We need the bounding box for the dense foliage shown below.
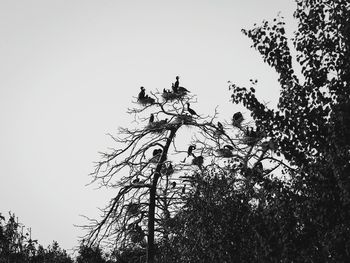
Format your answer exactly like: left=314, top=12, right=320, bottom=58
left=0, top=213, right=116, bottom=263
left=0, top=213, right=73, bottom=263
left=211, top=0, right=349, bottom=261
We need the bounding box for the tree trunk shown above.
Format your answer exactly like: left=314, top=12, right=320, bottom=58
left=147, top=128, right=178, bottom=263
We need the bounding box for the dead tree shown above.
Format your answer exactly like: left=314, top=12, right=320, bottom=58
left=82, top=78, right=212, bottom=262
left=83, top=78, right=288, bottom=263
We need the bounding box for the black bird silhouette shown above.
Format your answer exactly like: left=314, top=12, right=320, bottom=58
left=233, top=111, right=243, bottom=120
left=174, top=76, right=189, bottom=94
left=187, top=145, right=196, bottom=157
left=174, top=76, right=180, bottom=88
left=149, top=114, right=154, bottom=123
left=158, top=118, right=168, bottom=126
left=153, top=149, right=162, bottom=156
left=217, top=121, right=224, bottom=131
left=168, top=163, right=173, bottom=172
left=232, top=112, right=243, bottom=125
left=138, top=87, right=145, bottom=100
left=166, top=163, right=174, bottom=175
left=187, top=103, right=198, bottom=116
left=172, top=83, right=178, bottom=93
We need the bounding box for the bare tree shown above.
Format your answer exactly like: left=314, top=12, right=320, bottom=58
left=83, top=77, right=286, bottom=263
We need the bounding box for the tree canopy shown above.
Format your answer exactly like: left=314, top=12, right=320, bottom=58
left=228, top=0, right=350, bottom=261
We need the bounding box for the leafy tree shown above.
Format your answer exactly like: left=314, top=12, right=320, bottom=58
left=30, top=241, right=73, bottom=263
left=156, top=139, right=294, bottom=262
left=0, top=212, right=36, bottom=263
left=38, top=241, right=73, bottom=263
left=76, top=244, right=106, bottom=263
left=228, top=0, right=350, bottom=261
left=0, top=213, right=73, bottom=263
left=112, top=246, right=145, bottom=263
left=161, top=170, right=258, bottom=262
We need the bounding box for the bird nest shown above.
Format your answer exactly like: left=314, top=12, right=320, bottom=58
left=138, top=96, right=155, bottom=105
left=174, top=114, right=194, bottom=125
left=214, top=129, right=225, bottom=137
left=146, top=120, right=178, bottom=133
left=161, top=163, right=174, bottom=176
left=126, top=203, right=140, bottom=216
left=192, top=156, right=204, bottom=167
left=128, top=226, right=145, bottom=243
left=216, top=148, right=234, bottom=158
left=162, top=91, right=187, bottom=101
left=146, top=121, right=168, bottom=133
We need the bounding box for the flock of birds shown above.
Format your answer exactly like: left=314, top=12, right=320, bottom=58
left=126, top=78, right=268, bottom=238
left=137, top=76, right=264, bottom=163
left=138, top=76, right=199, bottom=117
left=133, top=76, right=266, bottom=194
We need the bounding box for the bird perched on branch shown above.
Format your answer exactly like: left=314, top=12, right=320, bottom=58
left=137, top=86, right=155, bottom=104
left=138, top=87, right=145, bottom=101
left=187, top=145, right=196, bottom=157
left=187, top=103, right=198, bottom=116
left=173, top=76, right=189, bottom=94
left=217, top=121, right=224, bottom=131
left=174, top=76, right=180, bottom=88
left=166, top=163, right=174, bottom=175
left=232, top=112, right=244, bottom=126
left=172, top=83, right=178, bottom=93
left=149, top=113, right=154, bottom=123
left=153, top=149, right=162, bottom=157
left=150, top=148, right=163, bottom=163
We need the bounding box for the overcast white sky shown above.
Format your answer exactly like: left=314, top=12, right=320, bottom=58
left=0, top=0, right=297, bottom=252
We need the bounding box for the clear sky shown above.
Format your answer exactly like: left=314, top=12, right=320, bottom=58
left=0, top=0, right=297, bottom=252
